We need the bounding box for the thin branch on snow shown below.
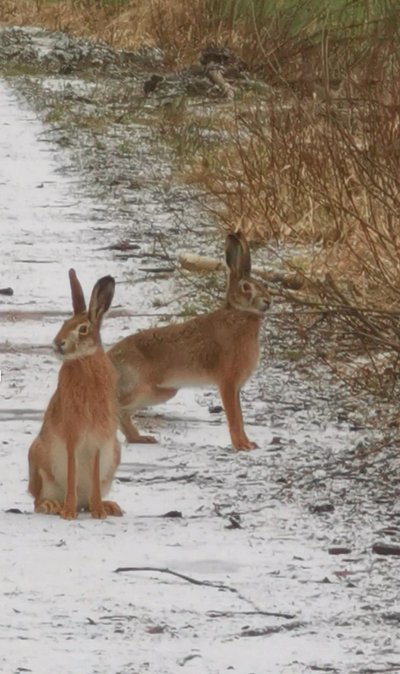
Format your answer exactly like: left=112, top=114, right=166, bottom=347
left=207, top=608, right=296, bottom=620
left=236, top=620, right=303, bottom=638
left=114, top=566, right=296, bottom=619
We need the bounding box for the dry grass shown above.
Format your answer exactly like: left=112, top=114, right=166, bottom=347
left=0, top=0, right=233, bottom=60
left=0, top=0, right=155, bottom=49
left=1, top=1, right=395, bottom=69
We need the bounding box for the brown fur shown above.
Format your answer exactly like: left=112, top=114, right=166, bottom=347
left=108, top=233, right=270, bottom=450
left=28, top=271, right=122, bottom=519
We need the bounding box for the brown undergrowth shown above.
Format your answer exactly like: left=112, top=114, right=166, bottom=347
left=179, top=16, right=400, bottom=397
left=1, top=1, right=396, bottom=72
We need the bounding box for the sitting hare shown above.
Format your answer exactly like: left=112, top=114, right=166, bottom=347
left=108, top=232, right=271, bottom=451
left=28, top=270, right=122, bottom=519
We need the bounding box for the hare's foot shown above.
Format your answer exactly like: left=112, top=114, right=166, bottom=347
left=231, top=433, right=258, bottom=451
left=219, top=384, right=257, bottom=452
left=102, top=500, right=123, bottom=517
left=128, top=433, right=158, bottom=444
left=120, top=412, right=157, bottom=444
left=90, top=505, right=108, bottom=519
left=234, top=438, right=258, bottom=451
left=35, top=498, right=62, bottom=515
left=90, top=501, right=123, bottom=518
left=60, top=506, right=77, bottom=520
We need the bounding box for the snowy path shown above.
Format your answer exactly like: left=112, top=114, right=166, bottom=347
left=0, top=79, right=399, bottom=674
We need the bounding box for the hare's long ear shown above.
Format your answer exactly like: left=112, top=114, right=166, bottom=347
left=225, top=233, right=243, bottom=277
left=225, top=232, right=251, bottom=279
left=237, top=231, right=251, bottom=276
left=69, top=269, right=86, bottom=315
left=88, top=275, right=115, bottom=327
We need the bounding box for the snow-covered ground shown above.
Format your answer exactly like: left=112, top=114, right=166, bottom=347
left=1, top=78, right=400, bottom=674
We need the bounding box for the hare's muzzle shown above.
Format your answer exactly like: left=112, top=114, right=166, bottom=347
left=258, top=294, right=271, bottom=313
left=53, top=338, right=67, bottom=355
left=262, top=297, right=271, bottom=311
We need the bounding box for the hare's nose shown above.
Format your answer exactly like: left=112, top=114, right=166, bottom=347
left=54, top=339, right=66, bottom=354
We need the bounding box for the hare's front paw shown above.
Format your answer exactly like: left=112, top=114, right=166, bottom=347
left=102, top=500, right=123, bottom=517
left=60, top=506, right=77, bottom=520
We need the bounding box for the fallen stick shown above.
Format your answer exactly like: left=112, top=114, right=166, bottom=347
left=372, top=543, right=400, bottom=556
left=114, top=565, right=295, bottom=618
left=115, top=565, right=238, bottom=589
left=238, top=620, right=303, bottom=637
left=207, top=608, right=296, bottom=620
left=178, top=253, right=304, bottom=290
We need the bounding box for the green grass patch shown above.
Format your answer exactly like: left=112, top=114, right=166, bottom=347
left=0, top=63, right=44, bottom=77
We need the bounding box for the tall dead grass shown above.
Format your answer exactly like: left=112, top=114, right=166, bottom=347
left=1, top=1, right=396, bottom=69
left=0, top=0, right=154, bottom=47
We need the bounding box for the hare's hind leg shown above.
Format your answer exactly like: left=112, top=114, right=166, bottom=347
left=120, top=408, right=156, bottom=444
left=31, top=466, right=63, bottom=515
left=28, top=440, right=63, bottom=514
left=32, top=470, right=63, bottom=515
left=28, top=442, right=43, bottom=501
left=35, top=495, right=63, bottom=515
left=119, top=385, right=177, bottom=444
left=218, top=382, right=257, bottom=451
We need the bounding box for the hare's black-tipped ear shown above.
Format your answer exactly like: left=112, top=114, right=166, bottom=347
left=226, top=232, right=251, bottom=278
left=236, top=231, right=251, bottom=276
left=225, top=233, right=242, bottom=275
left=88, top=275, right=115, bottom=326
left=69, top=269, right=86, bottom=315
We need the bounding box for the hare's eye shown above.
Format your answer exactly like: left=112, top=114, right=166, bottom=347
left=241, top=281, right=252, bottom=293
left=79, top=324, right=89, bottom=335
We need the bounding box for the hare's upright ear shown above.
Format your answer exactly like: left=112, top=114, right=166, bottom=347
left=225, top=232, right=250, bottom=279
left=225, top=233, right=242, bottom=276
left=236, top=231, right=251, bottom=276
left=88, top=275, right=115, bottom=327
left=69, top=269, right=86, bottom=315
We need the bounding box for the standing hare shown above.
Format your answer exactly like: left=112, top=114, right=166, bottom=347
left=108, top=232, right=271, bottom=450
left=28, top=270, right=123, bottom=519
